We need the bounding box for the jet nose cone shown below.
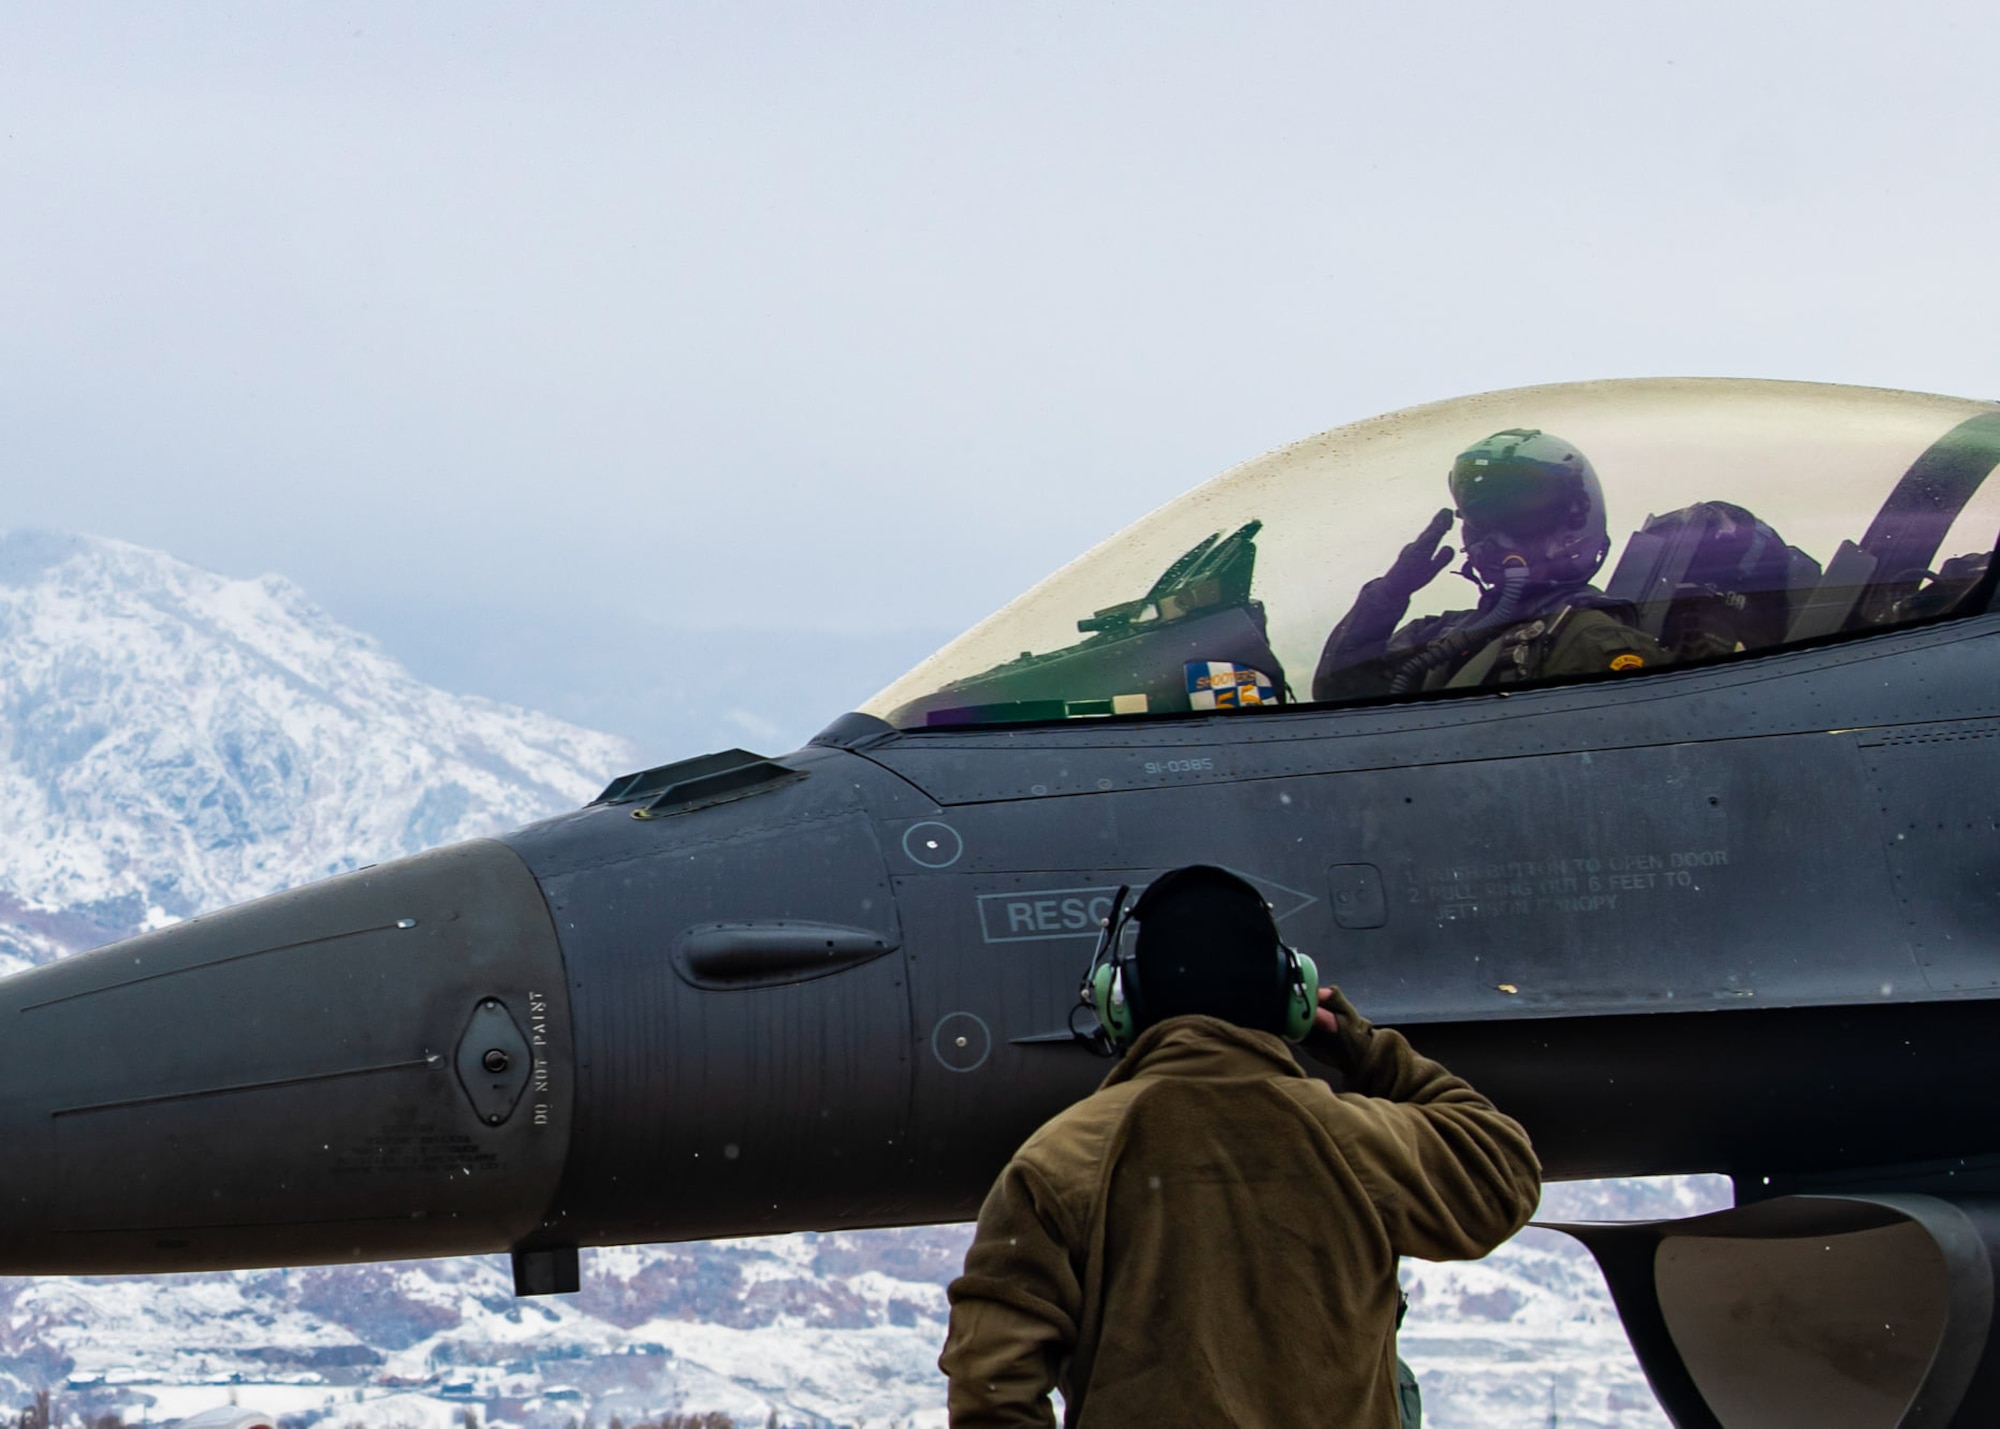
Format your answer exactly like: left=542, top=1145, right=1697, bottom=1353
left=0, top=839, right=572, bottom=1274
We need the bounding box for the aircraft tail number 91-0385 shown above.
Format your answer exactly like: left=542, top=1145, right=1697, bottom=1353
left=6, top=378, right=2000, bottom=1426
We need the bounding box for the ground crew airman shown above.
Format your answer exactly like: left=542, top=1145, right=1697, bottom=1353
left=938, top=865, right=1541, bottom=1428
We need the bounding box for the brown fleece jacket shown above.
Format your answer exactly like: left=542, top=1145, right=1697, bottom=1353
left=938, top=990, right=1540, bottom=1428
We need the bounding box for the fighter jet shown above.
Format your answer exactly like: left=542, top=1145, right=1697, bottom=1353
left=5, top=377, right=1999, bottom=1426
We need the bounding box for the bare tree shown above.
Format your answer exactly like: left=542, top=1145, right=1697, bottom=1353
left=16, top=1388, right=53, bottom=1429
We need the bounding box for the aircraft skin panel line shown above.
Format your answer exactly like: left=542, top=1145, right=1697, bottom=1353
left=16, top=919, right=421, bottom=1012
left=49, top=1055, right=443, bottom=1119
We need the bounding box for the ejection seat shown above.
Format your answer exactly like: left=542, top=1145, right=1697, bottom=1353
left=1604, top=501, right=1822, bottom=663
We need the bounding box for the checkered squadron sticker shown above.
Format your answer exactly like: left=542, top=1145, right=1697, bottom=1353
left=1186, top=661, right=1276, bottom=709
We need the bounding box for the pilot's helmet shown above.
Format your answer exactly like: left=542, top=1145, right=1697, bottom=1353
left=1448, top=429, right=1611, bottom=588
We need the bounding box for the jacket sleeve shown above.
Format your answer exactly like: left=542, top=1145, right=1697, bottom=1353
left=1313, top=605, right=1446, bottom=703
left=1300, top=986, right=1541, bottom=1260
left=939, top=1153, right=1083, bottom=1429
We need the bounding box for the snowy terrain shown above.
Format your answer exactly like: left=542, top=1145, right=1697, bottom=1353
left=0, top=530, right=630, bottom=972
left=10, top=1180, right=1733, bottom=1429
left=0, top=530, right=1723, bottom=1427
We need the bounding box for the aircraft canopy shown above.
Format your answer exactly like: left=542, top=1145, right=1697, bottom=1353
left=865, top=379, right=2000, bottom=730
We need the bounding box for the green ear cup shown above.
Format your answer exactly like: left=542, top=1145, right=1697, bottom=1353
left=1093, top=962, right=1136, bottom=1047
left=1283, top=952, right=1320, bottom=1043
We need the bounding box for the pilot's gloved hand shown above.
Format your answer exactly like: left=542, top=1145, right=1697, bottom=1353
left=1381, top=508, right=1457, bottom=601
left=1302, top=984, right=1375, bottom=1072
left=1315, top=510, right=1460, bottom=697
left=1340, top=510, right=1456, bottom=640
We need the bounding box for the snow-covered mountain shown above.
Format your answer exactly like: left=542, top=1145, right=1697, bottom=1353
left=0, top=530, right=1720, bottom=1428
left=0, top=531, right=630, bottom=971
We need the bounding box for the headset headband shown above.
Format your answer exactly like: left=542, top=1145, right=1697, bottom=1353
left=1075, top=871, right=1318, bottom=1051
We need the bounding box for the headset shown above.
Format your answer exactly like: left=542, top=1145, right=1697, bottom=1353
left=1074, top=872, right=1320, bottom=1053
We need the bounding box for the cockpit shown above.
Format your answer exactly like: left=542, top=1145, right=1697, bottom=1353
left=864, top=379, right=2000, bottom=731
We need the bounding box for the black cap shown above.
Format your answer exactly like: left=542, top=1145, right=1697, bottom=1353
left=1130, top=865, right=1288, bottom=1035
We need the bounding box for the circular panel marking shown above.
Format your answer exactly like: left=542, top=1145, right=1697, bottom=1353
left=902, top=821, right=964, bottom=869
left=930, top=1012, right=992, bottom=1073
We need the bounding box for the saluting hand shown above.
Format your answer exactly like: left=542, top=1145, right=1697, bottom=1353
left=1314, top=985, right=1340, bottom=1036
left=1378, top=508, right=1457, bottom=600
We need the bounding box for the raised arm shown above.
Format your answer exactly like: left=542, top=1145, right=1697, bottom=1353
left=1312, top=508, right=1456, bottom=701
left=1297, top=985, right=1542, bottom=1259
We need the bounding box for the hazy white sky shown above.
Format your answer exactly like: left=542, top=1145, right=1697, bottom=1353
left=3, top=2, right=1997, bottom=748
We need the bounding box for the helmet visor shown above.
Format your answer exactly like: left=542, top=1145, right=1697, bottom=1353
left=1450, top=454, right=1576, bottom=537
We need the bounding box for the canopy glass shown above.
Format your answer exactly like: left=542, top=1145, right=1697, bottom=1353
left=865, top=379, right=2000, bottom=730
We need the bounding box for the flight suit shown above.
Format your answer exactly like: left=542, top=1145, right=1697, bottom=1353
left=1427, top=604, right=1667, bottom=690
left=938, top=997, right=1540, bottom=1429
left=1313, top=584, right=1666, bottom=703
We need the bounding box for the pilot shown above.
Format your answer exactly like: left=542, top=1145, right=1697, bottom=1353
left=1312, top=429, right=1666, bottom=701
left=938, top=864, right=1540, bottom=1428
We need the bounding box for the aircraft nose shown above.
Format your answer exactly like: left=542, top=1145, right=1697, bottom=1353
left=0, top=839, right=572, bottom=1274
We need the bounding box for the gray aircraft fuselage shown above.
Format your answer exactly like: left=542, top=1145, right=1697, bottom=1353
left=1, top=599, right=1993, bottom=1274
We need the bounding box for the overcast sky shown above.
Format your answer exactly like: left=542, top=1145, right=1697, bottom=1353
left=3, top=2, right=1997, bottom=753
